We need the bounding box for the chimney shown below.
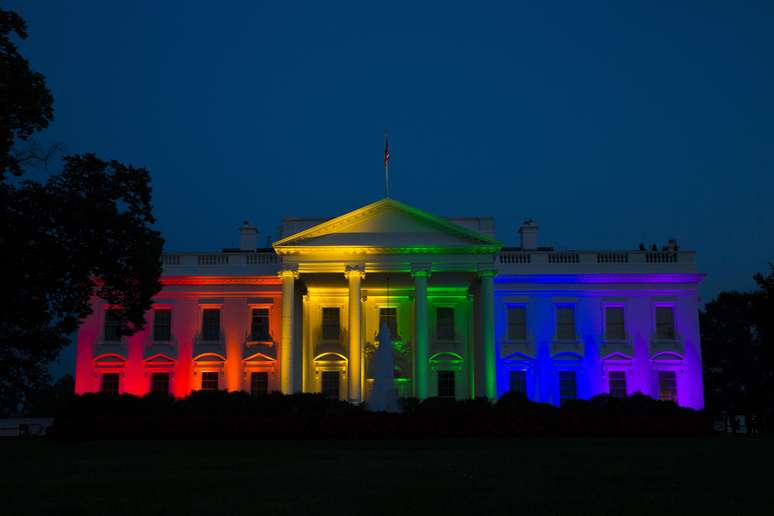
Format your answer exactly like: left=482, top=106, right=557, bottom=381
left=518, top=219, right=539, bottom=250
left=239, top=220, right=258, bottom=251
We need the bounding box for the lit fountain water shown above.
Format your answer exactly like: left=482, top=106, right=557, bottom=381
left=369, top=320, right=400, bottom=412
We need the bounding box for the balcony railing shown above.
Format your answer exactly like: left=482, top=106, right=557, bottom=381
left=160, top=251, right=280, bottom=273
left=498, top=250, right=697, bottom=272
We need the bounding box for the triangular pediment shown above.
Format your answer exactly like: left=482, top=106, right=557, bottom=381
left=243, top=352, right=276, bottom=364
left=273, top=198, right=500, bottom=254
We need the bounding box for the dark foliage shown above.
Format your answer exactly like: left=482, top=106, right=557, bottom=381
left=0, top=154, right=164, bottom=416
left=0, top=8, right=54, bottom=179
left=1, top=9, right=163, bottom=416
left=701, top=264, right=774, bottom=431
left=24, top=374, right=74, bottom=417
left=49, top=391, right=709, bottom=440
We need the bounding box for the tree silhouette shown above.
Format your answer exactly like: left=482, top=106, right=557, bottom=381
left=0, top=8, right=54, bottom=179
left=0, top=8, right=163, bottom=415
left=701, top=264, right=774, bottom=432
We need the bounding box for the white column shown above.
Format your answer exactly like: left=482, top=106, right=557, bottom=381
left=345, top=265, right=365, bottom=403
left=279, top=269, right=298, bottom=394
left=479, top=269, right=496, bottom=399
left=412, top=266, right=430, bottom=399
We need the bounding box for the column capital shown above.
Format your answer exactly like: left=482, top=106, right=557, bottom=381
left=344, top=264, right=365, bottom=280
left=410, top=264, right=432, bottom=278
left=278, top=269, right=299, bottom=280
left=477, top=267, right=497, bottom=279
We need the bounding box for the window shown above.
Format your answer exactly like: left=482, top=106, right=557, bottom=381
left=436, top=307, right=455, bottom=341
left=101, top=373, right=119, bottom=395
left=250, top=371, right=268, bottom=396
left=655, top=307, right=676, bottom=339
left=658, top=371, right=677, bottom=402
left=556, top=307, right=575, bottom=340
left=202, top=309, right=220, bottom=341
left=509, top=370, right=527, bottom=396
left=605, top=307, right=625, bottom=340
left=559, top=371, right=577, bottom=404
left=438, top=370, right=455, bottom=398
left=104, top=310, right=121, bottom=341
left=322, top=308, right=340, bottom=341
left=153, top=309, right=172, bottom=341
left=507, top=306, right=527, bottom=340
left=250, top=308, right=270, bottom=341
left=379, top=307, right=398, bottom=340
left=321, top=371, right=339, bottom=399
left=201, top=371, right=219, bottom=391
left=151, top=372, right=170, bottom=394
left=609, top=371, right=627, bottom=399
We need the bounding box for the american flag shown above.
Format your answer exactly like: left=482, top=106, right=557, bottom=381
left=384, top=134, right=390, bottom=168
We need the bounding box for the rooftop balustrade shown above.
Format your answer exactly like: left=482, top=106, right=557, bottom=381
left=161, top=250, right=280, bottom=275
left=497, top=250, right=698, bottom=274
left=160, top=248, right=698, bottom=276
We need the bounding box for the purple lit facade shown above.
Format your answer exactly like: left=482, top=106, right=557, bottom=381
left=494, top=272, right=704, bottom=409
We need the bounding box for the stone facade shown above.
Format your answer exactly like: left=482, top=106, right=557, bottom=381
left=75, top=198, right=704, bottom=408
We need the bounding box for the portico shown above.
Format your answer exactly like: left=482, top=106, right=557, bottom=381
left=272, top=198, right=501, bottom=402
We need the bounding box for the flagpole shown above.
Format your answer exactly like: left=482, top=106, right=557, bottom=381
left=384, top=130, right=390, bottom=198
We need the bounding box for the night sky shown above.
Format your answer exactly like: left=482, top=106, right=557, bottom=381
left=9, top=1, right=773, bottom=377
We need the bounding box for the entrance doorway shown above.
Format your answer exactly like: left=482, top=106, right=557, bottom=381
left=322, top=371, right=340, bottom=399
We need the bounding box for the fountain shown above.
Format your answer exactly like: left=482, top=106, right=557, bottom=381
left=369, top=320, right=400, bottom=412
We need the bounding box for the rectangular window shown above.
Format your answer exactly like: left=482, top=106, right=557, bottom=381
left=321, top=371, right=340, bottom=399
left=507, top=306, right=527, bottom=340
left=104, top=310, right=121, bottom=341
left=151, top=372, right=170, bottom=394
left=153, top=309, right=172, bottom=341
left=556, top=306, right=575, bottom=340
left=658, top=370, right=677, bottom=402
left=655, top=306, right=676, bottom=339
left=101, top=373, right=119, bottom=395
left=559, top=371, right=577, bottom=404
left=609, top=371, right=627, bottom=399
left=605, top=307, right=625, bottom=340
left=437, top=370, right=455, bottom=398
left=322, top=307, right=340, bottom=341
left=436, top=307, right=455, bottom=341
left=250, top=308, right=270, bottom=341
left=250, top=371, right=268, bottom=396
left=509, top=370, right=527, bottom=396
left=202, top=309, right=220, bottom=341
left=379, top=307, right=398, bottom=340
left=201, top=371, right=219, bottom=391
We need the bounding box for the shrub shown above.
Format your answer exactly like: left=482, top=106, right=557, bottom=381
left=48, top=391, right=711, bottom=440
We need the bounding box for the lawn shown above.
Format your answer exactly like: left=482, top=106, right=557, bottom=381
left=1, top=436, right=771, bottom=515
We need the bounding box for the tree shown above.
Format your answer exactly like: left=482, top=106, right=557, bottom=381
left=25, top=374, right=74, bottom=417
left=701, top=264, right=774, bottom=431
left=0, top=8, right=54, bottom=179
left=0, top=9, right=164, bottom=415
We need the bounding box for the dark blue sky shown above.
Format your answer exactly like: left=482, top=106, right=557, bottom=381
left=9, top=1, right=774, bottom=374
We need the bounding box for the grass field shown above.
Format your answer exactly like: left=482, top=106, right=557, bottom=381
left=2, top=436, right=772, bottom=515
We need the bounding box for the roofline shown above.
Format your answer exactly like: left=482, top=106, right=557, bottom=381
left=272, top=197, right=501, bottom=249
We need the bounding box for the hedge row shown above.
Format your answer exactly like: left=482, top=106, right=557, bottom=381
left=48, top=391, right=710, bottom=440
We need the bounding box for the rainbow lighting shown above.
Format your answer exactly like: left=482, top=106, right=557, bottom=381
left=75, top=198, right=704, bottom=409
